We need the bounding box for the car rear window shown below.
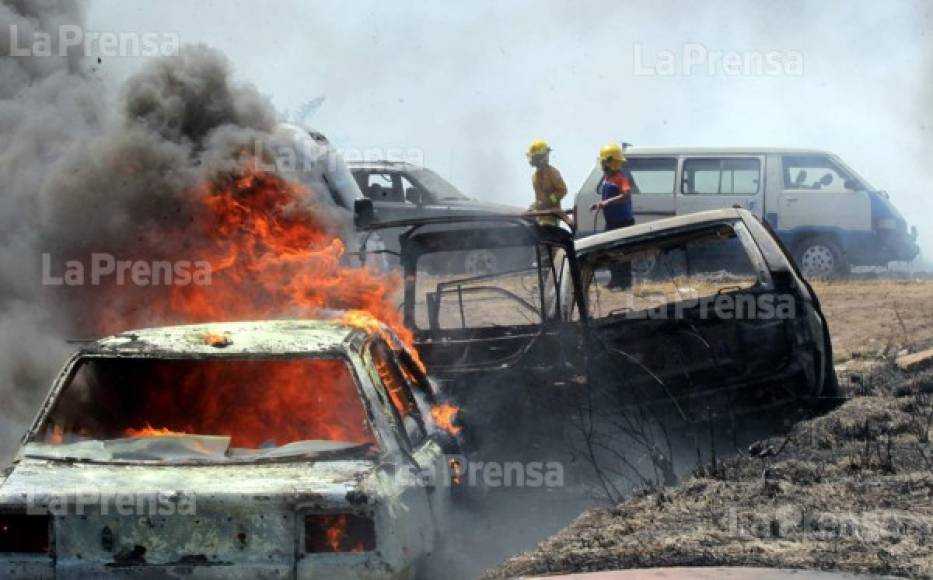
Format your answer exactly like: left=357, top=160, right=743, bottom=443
left=36, top=357, right=374, bottom=449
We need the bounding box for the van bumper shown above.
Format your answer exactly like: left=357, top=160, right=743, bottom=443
left=850, top=229, right=920, bottom=265
left=880, top=229, right=920, bottom=262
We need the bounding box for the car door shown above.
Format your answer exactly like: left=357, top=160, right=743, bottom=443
left=390, top=346, right=455, bottom=535
left=776, top=154, right=871, bottom=232
left=392, top=219, right=587, bottom=452
left=574, top=210, right=834, bottom=419
left=677, top=156, right=765, bottom=218
left=360, top=340, right=442, bottom=558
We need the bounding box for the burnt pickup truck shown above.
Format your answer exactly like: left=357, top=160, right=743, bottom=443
left=363, top=208, right=839, bottom=452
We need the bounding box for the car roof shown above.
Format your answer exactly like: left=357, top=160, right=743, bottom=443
left=621, top=146, right=832, bottom=156
left=346, top=160, right=420, bottom=171
left=84, top=319, right=366, bottom=357
left=575, top=208, right=748, bottom=255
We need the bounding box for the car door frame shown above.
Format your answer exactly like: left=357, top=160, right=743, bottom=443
left=572, top=209, right=837, bottom=414
left=365, top=217, right=587, bottom=380
left=358, top=339, right=447, bottom=555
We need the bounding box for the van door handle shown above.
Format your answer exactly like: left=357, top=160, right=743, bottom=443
left=785, top=197, right=799, bottom=203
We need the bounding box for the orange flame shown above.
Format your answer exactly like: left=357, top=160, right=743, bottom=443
left=77, top=164, right=433, bottom=446
left=322, top=514, right=366, bottom=553
left=340, top=310, right=424, bottom=372
left=326, top=515, right=346, bottom=551
left=375, top=358, right=413, bottom=417
left=431, top=402, right=462, bottom=436
left=124, top=424, right=186, bottom=438
left=202, top=332, right=231, bottom=348
left=91, top=164, right=417, bottom=361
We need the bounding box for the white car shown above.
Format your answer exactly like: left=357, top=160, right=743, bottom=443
left=0, top=319, right=455, bottom=579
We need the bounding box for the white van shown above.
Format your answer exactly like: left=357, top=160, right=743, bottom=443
left=573, top=147, right=920, bottom=277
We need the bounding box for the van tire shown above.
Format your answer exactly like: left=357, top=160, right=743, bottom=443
left=795, top=236, right=848, bottom=279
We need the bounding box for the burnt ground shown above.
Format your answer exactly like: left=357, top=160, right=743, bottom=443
left=480, top=280, right=933, bottom=579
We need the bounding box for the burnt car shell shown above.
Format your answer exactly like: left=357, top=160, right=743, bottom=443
left=575, top=208, right=840, bottom=420
left=365, top=210, right=839, bottom=442
left=0, top=320, right=452, bottom=580
left=364, top=217, right=588, bottom=452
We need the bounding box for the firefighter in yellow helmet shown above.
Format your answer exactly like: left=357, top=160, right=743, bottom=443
left=591, top=143, right=636, bottom=289
left=526, top=139, right=568, bottom=226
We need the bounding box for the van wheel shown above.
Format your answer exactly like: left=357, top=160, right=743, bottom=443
left=795, top=236, right=848, bottom=279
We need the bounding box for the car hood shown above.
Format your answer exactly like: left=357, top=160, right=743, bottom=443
left=0, top=457, right=378, bottom=500
left=433, top=200, right=524, bottom=214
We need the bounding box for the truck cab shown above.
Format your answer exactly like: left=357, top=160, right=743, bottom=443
left=573, top=147, right=920, bottom=278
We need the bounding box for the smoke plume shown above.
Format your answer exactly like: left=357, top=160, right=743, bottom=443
left=0, top=2, right=358, bottom=461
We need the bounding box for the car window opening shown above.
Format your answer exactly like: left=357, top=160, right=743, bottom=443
left=35, top=357, right=376, bottom=455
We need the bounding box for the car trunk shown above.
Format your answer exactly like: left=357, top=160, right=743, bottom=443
left=1, top=459, right=376, bottom=576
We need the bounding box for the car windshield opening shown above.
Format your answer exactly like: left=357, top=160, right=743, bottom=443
left=583, top=223, right=762, bottom=319
left=412, top=168, right=471, bottom=201
left=30, top=357, right=375, bottom=461
left=414, top=242, right=565, bottom=330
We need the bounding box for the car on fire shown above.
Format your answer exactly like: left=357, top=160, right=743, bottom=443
left=0, top=319, right=456, bottom=579
left=364, top=209, right=839, bottom=453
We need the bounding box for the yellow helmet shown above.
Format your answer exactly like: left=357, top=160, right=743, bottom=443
left=598, top=143, right=625, bottom=164
left=527, top=139, right=551, bottom=159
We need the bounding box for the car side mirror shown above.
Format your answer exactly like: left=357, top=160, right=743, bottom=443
left=843, top=179, right=862, bottom=191
left=354, top=198, right=375, bottom=228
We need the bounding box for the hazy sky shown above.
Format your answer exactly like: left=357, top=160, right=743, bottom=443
left=85, top=0, right=933, bottom=258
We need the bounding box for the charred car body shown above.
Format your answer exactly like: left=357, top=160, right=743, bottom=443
left=0, top=320, right=454, bottom=579
left=367, top=209, right=839, bottom=452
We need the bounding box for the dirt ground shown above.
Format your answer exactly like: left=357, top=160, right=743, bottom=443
left=482, top=279, right=933, bottom=579
left=810, top=280, right=933, bottom=362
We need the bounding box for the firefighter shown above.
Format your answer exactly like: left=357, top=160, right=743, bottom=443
left=591, top=143, right=635, bottom=289
left=527, top=139, right=568, bottom=226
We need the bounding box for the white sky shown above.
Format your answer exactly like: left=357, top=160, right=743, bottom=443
left=85, top=0, right=933, bottom=258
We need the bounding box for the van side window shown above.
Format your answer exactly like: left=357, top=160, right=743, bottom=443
left=683, top=158, right=760, bottom=195
left=782, top=156, right=855, bottom=193
left=626, top=158, right=677, bottom=195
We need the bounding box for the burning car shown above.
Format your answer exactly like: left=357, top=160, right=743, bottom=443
left=365, top=209, right=839, bottom=453
left=0, top=319, right=456, bottom=579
